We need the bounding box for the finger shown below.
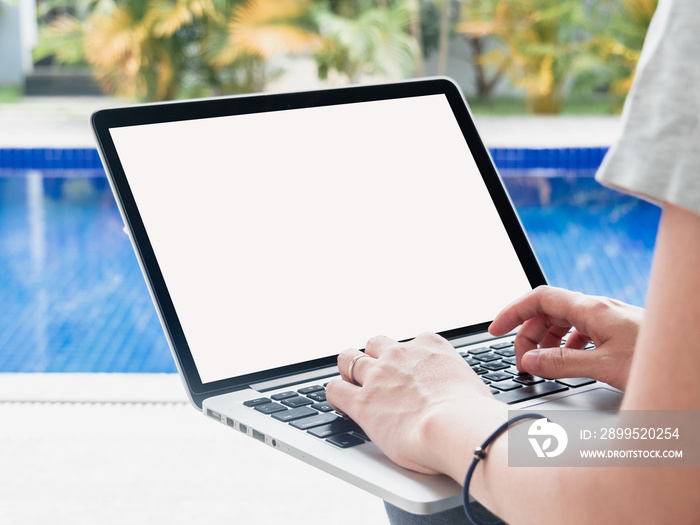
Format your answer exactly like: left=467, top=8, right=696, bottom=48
left=337, top=349, right=373, bottom=386
left=564, top=329, right=591, bottom=349
left=325, top=377, right=360, bottom=417
left=337, top=348, right=361, bottom=383
left=540, top=325, right=572, bottom=349
left=489, top=286, right=585, bottom=336
left=519, top=346, right=596, bottom=379
left=364, top=335, right=399, bottom=358
left=513, top=317, right=571, bottom=367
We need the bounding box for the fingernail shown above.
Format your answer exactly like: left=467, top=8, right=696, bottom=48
left=523, top=351, right=540, bottom=373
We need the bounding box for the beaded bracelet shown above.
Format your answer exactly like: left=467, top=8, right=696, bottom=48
left=462, top=413, right=544, bottom=524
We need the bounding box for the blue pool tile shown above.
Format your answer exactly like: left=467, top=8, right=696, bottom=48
left=0, top=172, right=659, bottom=373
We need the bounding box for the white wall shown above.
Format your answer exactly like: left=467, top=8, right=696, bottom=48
left=0, top=0, right=37, bottom=85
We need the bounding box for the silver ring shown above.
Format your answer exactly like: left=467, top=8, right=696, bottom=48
left=347, top=353, right=370, bottom=386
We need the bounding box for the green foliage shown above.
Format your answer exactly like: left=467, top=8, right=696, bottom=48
left=458, top=0, right=658, bottom=114
left=0, top=85, right=21, bottom=102
left=34, top=0, right=320, bottom=101
left=589, top=0, right=658, bottom=111
left=459, top=0, right=596, bottom=114
left=314, top=0, right=419, bottom=83
left=34, top=0, right=420, bottom=101
left=33, top=0, right=653, bottom=111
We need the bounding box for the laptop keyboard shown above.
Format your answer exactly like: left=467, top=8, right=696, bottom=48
left=243, top=385, right=369, bottom=448
left=461, top=339, right=595, bottom=404
left=244, top=338, right=596, bottom=449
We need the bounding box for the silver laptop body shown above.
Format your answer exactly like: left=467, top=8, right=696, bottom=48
left=92, top=78, right=622, bottom=514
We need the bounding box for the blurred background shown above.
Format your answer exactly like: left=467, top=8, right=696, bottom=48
left=0, top=2, right=660, bottom=524
left=0, top=0, right=660, bottom=375
left=3, top=0, right=656, bottom=111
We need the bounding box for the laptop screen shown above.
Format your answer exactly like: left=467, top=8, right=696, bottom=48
left=106, top=88, right=536, bottom=386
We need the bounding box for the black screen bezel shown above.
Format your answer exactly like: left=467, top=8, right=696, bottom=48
left=92, top=77, right=546, bottom=406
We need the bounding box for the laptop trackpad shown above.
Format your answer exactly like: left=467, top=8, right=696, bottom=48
left=528, top=387, right=623, bottom=410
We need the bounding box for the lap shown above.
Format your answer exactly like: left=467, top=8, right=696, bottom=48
left=384, top=500, right=504, bottom=525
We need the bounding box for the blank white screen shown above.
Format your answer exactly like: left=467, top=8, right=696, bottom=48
left=110, top=94, right=533, bottom=384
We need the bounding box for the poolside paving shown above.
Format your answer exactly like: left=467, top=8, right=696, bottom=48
left=0, top=95, right=622, bottom=148
left=0, top=374, right=386, bottom=525
left=0, top=95, right=624, bottom=524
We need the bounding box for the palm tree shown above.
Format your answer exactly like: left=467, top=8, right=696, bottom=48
left=313, top=0, right=420, bottom=84
left=36, top=0, right=321, bottom=101
left=458, top=0, right=591, bottom=114
left=36, top=0, right=219, bottom=101
left=204, top=0, right=320, bottom=94
left=591, top=0, right=658, bottom=110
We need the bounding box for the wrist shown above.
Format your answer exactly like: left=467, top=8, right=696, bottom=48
left=418, top=395, right=508, bottom=483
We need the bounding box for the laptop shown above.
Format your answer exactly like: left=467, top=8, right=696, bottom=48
left=91, top=77, right=622, bottom=514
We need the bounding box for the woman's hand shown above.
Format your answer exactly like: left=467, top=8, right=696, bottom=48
left=489, top=286, right=644, bottom=390
left=326, top=333, right=501, bottom=478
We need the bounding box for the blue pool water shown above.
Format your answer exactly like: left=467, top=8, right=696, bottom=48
left=0, top=170, right=660, bottom=373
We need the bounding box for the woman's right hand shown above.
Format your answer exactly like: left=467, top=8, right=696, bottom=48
left=488, top=286, right=644, bottom=391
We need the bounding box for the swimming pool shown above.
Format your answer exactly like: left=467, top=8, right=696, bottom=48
left=0, top=150, right=660, bottom=373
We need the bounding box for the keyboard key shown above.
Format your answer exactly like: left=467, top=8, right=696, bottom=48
left=483, top=371, right=512, bottom=382
left=494, top=348, right=515, bottom=357
left=513, top=373, right=544, bottom=386
left=491, top=380, right=523, bottom=392
left=496, top=382, right=569, bottom=405
left=282, top=396, right=313, bottom=408
left=471, top=367, right=488, bottom=375
left=353, top=428, right=371, bottom=441
left=271, top=391, right=297, bottom=401
left=312, top=402, right=334, bottom=412
left=308, top=419, right=359, bottom=438
left=272, top=406, right=317, bottom=422
left=489, top=388, right=500, bottom=395
left=254, top=402, right=287, bottom=414
left=244, top=397, right=271, bottom=407
left=481, top=377, right=491, bottom=385
left=467, top=346, right=492, bottom=355
left=556, top=378, right=596, bottom=388
left=474, top=353, right=502, bottom=363
left=307, top=391, right=327, bottom=402
left=503, top=357, right=517, bottom=365
left=464, top=357, right=480, bottom=367
left=327, top=433, right=365, bottom=448
left=481, top=361, right=509, bottom=371
left=298, top=385, right=325, bottom=395
left=490, top=341, right=514, bottom=351
left=290, top=413, right=340, bottom=430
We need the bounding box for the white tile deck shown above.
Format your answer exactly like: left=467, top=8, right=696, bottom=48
left=0, top=374, right=387, bottom=525
left=0, top=96, right=622, bottom=149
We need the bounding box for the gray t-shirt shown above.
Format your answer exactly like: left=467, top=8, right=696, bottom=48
left=596, top=0, right=700, bottom=216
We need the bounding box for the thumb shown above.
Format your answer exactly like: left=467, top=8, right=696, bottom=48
left=520, top=347, right=593, bottom=379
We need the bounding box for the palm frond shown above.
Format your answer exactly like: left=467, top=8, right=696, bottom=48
left=147, top=0, right=214, bottom=38
left=35, top=16, right=86, bottom=64
left=314, top=0, right=419, bottom=81
left=211, top=0, right=319, bottom=65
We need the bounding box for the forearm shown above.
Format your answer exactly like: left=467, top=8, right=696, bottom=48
left=437, top=204, right=700, bottom=524
left=428, top=399, right=697, bottom=524
left=622, top=203, right=700, bottom=410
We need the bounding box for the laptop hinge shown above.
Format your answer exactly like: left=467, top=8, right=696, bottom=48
left=250, top=365, right=339, bottom=393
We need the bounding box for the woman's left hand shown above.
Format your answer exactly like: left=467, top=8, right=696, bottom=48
left=325, top=333, right=498, bottom=477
